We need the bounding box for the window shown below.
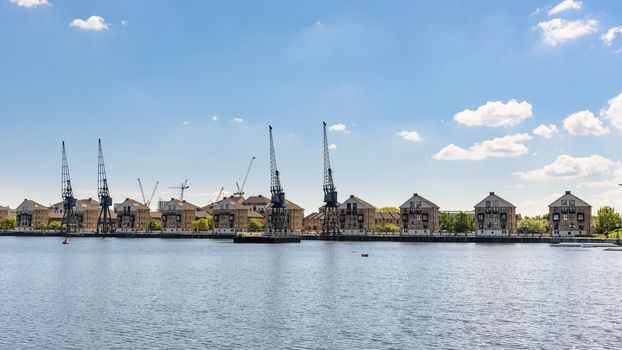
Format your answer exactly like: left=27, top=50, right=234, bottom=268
left=577, top=213, right=584, bottom=221
left=561, top=200, right=567, bottom=206
left=553, top=213, right=560, bottom=222
left=486, top=201, right=491, bottom=208
left=563, top=214, right=567, bottom=220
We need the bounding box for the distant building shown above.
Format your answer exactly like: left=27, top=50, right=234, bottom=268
left=474, top=192, right=517, bottom=236
left=375, top=212, right=400, bottom=230
left=160, top=198, right=199, bottom=232
left=548, top=191, right=592, bottom=237
left=303, top=211, right=324, bottom=233
left=399, top=193, right=441, bottom=235
left=266, top=199, right=305, bottom=233
left=204, top=197, right=248, bottom=234
left=242, top=195, right=270, bottom=215
left=338, top=195, right=376, bottom=235
left=0, top=205, right=9, bottom=221
left=115, top=198, right=151, bottom=232
left=15, top=199, right=49, bottom=230
left=74, top=198, right=100, bottom=232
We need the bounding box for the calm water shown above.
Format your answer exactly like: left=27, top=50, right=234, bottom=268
left=1, top=237, right=621, bottom=349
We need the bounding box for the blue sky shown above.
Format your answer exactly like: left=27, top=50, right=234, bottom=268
left=1, top=0, right=622, bottom=216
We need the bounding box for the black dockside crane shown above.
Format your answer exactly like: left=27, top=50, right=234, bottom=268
left=267, top=125, right=289, bottom=235
left=97, top=139, right=114, bottom=233
left=61, top=141, right=76, bottom=243
left=322, top=122, right=340, bottom=236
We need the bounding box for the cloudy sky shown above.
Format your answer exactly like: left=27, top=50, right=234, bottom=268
left=1, top=0, right=622, bottom=216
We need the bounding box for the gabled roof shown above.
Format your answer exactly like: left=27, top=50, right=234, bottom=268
left=266, top=199, right=304, bottom=210
left=76, top=198, right=100, bottom=211
left=304, top=212, right=324, bottom=220
left=399, top=193, right=440, bottom=209
left=49, top=212, right=64, bottom=220
left=375, top=212, right=400, bottom=220
left=16, top=199, right=48, bottom=211
left=243, top=195, right=270, bottom=206
left=338, top=195, right=376, bottom=210
left=205, top=197, right=246, bottom=211
left=248, top=210, right=264, bottom=219
left=474, top=192, right=516, bottom=208
left=0, top=205, right=9, bottom=211
left=161, top=198, right=199, bottom=211
left=150, top=211, right=161, bottom=219
left=116, top=198, right=150, bottom=211
left=195, top=210, right=212, bottom=219
left=548, top=191, right=591, bottom=208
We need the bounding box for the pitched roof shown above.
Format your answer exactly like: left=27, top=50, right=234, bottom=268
left=338, top=195, right=376, bottom=210
left=399, top=193, right=440, bottom=209
left=375, top=212, right=400, bottom=220
left=207, top=197, right=246, bottom=211
left=76, top=198, right=100, bottom=211
left=116, top=198, right=150, bottom=210
left=49, top=212, right=64, bottom=220
left=243, top=195, right=270, bottom=206
left=0, top=205, right=9, bottom=211
left=161, top=198, right=199, bottom=211
left=248, top=210, right=264, bottom=219
left=150, top=211, right=161, bottom=219
left=266, top=199, right=304, bottom=210
left=474, top=192, right=516, bottom=208
left=304, top=212, right=324, bottom=220
left=548, top=191, right=591, bottom=208
left=16, top=199, right=48, bottom=211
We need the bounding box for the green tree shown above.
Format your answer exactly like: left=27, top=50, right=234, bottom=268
left=517, top=216, right=549, bottom=234
left=595, top=206, right=621, bottom=235
left=440, top=212, right=474, bottom=233
left=191, top=218, right=210, bottom=231
left=148, top=219, right=161, bottom=231
left=0, top=217, right=16, bottom=230
left=248, top=218, right=265, bottom=231
left=383, top=223, right=400, bottom=232
left=48, top=221, right=61, bottom=231
left=376, top=207, right=399, bottom=213
left=37, top=223, right=47, bottom=231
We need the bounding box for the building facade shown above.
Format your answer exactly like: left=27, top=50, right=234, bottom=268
left=0, top=205, right=9, bottom=221
left=474, top=192, right=517, bottom=236
left=161, top=198, right=198, bottom=232
left=265, top=199, right=305, bottom=233
left=206, top=197, right=249, bottom=234
left=242, top=195, right=270, bottom=216
left=74, top=198, right=100, bottom=232
left=15, top=199, right=49, bottom=230
left=548, top=191, right=591, bottom=237
left=399, top=193, right=441, bottom=235
left=115, top=198, right=151, bottom=232
left=338, top=195, right=376, bottom=235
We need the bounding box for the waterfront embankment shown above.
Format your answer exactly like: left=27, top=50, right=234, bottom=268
left=1, top=230, right=621, bottom=244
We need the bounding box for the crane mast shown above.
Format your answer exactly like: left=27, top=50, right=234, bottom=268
left=234, top=156, right=256, bottom=197
left=169, top=179, right=189, bottom=200
left=61, top=141, right=77, bottom=236
left=267, top=126, right=288, bottom=235
left=97, top=139, right=113, bottom=233
left=322, top=122, right=340, bottom=235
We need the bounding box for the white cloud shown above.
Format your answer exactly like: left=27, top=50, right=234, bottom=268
left=328, top=144, right=337, bottom=150
left=396, top=130, right=423, bottom=142
left=576, top=180, right=615, bottom=190
left=536, top=18, right=598, bottom=46
left=602, top=92, right=622, bottom=132
left=433, top=133, right=533, bottom=161
left=548, top=0, right=582, bottom=16
left=328, top=123, right=350, bottom=133
left=533, top=124, right=559, bottom=138
left=562, top=110, right=609, bottom=136
left=121, top=20, right=129, bottom=26
left=69, top=16, right=110, bottom=31
left=453, top=99, right=533, bottom=127
left=9, top=0, right=48, bottom=8
left=211, top=116, right=219, bottom=122
left=513, top=154, right=615, bottom=180
left=182, top=121, right=190, bottom=126
left=601, top=27, right=622, bottom=47
left=232, top=117, right=244, bottom=123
